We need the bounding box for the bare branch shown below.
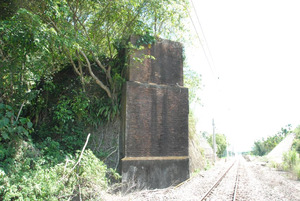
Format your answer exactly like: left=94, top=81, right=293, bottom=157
left=79, top=49, right=112, bottom=98
left=76, top=50, right=86, bottom=92
left=47, top=16, right=60, bottom=33
left=16, top=101, right=25, bottom=122
left=65, top=48, right=81, bottom=76
left=59, top=133, right=91, bottom=184
left=121, top=2, right=146, bottom=35
left=158, top=19, right=166, bottom=34
left=68, top=2, right=91, bottom=42
left=107, top=65, right=112, bottom=85
left=90, top=51, right=107, bottom=73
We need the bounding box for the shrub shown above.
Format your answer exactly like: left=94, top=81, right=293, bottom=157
left=293, top=125, right=300, bottom=154
left=293, top=139, right=300, bottom=154
left=283, top=150, right=298, bottom=169
left=0, top=103, right=33, bottom=142
left=270, top=161, right=279, bottom=169
left=293, top=163, right=300, bottom=180
left=282, top=150, right=300, bottom=180
left=1, top=149, right=117, bottom=200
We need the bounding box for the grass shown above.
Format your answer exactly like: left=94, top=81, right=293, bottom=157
left=293, top=163, right=300, bottom=180
left=282, top=150, right=300, bottom=180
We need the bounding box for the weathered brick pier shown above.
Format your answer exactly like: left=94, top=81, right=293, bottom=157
left=120, top=37, right=189, bottom=190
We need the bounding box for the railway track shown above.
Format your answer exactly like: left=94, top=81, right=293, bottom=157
left=199, top=159, right=240, bottom=201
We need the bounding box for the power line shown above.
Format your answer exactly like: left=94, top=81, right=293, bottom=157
left=191, top=0, right=218, bottom=77
left=189, top=0, right=219, bottom=79
left=188, top=10, right=215, bottom=77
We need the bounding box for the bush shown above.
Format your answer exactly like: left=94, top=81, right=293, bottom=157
left=1, top=149, right=118, bottom=200
left=294, top=139, right=300, bottom=153
left=0, top=103, right=33, bottom=142
left=282, top=150, right=300, bottom=180
left=292, top=125, right=300, bottom=154
left=283, top=150, right=298, bottom=169
left=293, top=163, right=300, bottom=180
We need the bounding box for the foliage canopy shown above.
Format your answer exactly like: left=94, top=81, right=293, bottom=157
left=1, top=0, right=189, bottom=106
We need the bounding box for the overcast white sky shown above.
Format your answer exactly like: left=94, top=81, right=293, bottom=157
left=185, top=0, right=300, bottom=152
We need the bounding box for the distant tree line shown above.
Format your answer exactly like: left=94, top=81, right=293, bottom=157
left=252, top=124, right=292, bottom=156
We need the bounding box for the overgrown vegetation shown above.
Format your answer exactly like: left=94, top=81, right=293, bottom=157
left=252, top=125, right=292, bottom=156
left=185, top=63, right=205, bottom=172
left=0, top=0, right=191, bottom=199
left=292, top=125, right=300, bottom=154
left=184, top=65, right=202, bottom=104
left=0, top=147, right=120, bottom=200
left=284, top=125, right=300, bottom=180
left=259, top=125, right=300, bottom=180
left=207, top=133, right=227, bottom=158
left=271, top=150, right=300, bottom=180
left=188, top=110, right=209, bottom=173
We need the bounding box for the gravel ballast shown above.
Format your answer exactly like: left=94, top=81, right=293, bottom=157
left=103, top=157, right=300, bottom=200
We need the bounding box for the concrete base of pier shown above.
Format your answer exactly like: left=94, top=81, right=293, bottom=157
left=122, top=156, right=189, bottom=191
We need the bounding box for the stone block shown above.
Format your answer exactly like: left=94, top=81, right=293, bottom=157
left=127, top=36, right=183, bottom=85
left=121, top=81, right=189, bottom=158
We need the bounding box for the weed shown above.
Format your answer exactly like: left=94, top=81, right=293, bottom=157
left=1, top=149, right=118, bottom=200
left=293, top=163, right=300, bottom=180
left=282, top=150, right=300, bottom=179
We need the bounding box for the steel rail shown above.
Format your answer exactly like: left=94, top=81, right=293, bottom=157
left=199, top=160, right=236, bottom=201
left=232, top=161, right=240, bottom=201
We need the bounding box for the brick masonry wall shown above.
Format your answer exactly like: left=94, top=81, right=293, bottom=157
left=127, top=36, right=183, bottom=85
left=124, top=81, right=188, bottom=157
left=121, top=37, right=189, bottom=190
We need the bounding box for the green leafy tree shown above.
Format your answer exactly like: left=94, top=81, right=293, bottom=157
left=252, top=124, right=292, bottom=156
left=184, top=63, right=202, bottom=143
left=184, top=65, right=202, bottom=104
left=207, top=133, right=227, bottom=158
left=0, top=7, right=54, bottom=111
left=0, top=0, right=191, bottom=156
left=19, top=0, right=189, bottom=101
left=252, top=140, right=267, bottom=156
left=292, top=125, right=300, bottom=153
left=1, top=0, right=190, bottom=112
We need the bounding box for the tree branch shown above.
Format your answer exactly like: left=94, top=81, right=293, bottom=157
left=16, top=101, right=25, bottom=122
left=79, top=49, right=112, bottom=98
left=65, top=48, right=81, bottom=76
left=68, top=2, right=91, bottom=42
left=90, top=51, right=107, bottom=73
left=121, top=2, right=146, bottom=35
left=60, top=133, right=91, bottom=184
left=76, top=50, right=85, bottom=92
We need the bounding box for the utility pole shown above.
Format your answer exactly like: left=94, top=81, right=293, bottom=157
left=212, top=118, right=216, bottom=163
